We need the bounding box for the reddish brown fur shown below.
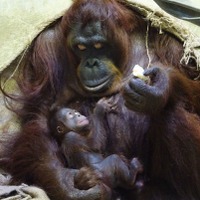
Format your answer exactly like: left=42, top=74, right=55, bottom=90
left=1, top=0, right=200, bottom=200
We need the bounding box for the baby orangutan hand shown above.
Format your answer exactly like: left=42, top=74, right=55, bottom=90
left=74, top=167, right=102, bottom=190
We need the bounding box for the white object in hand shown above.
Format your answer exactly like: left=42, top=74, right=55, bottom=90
left=132, top=65, right=148, bottom=81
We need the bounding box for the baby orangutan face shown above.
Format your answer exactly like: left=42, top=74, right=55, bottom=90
left=55, top=108, right=90, bottom=135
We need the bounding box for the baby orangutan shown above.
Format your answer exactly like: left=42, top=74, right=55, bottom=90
left=49, top=103, right=143, bottom=192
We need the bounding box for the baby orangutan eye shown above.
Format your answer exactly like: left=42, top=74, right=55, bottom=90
left=67, top=112, right=74, bottom=119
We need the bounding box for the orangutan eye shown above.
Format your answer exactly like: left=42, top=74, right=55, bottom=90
left=94, top=43, right=103, bottom=49
left=77, top=44, right=87, bottom=51
left=75, top=112, right=81, bottom=117
left=67, top=112, right=74, bottom=119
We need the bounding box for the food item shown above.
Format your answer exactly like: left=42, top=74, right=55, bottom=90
left=132, top=65, right=149, bottom=81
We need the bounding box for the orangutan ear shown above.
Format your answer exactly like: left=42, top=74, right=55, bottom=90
left=56, top=125, right=65, bottom=134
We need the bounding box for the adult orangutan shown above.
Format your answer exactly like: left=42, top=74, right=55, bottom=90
left=2, top=0, right=200, bottom=199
